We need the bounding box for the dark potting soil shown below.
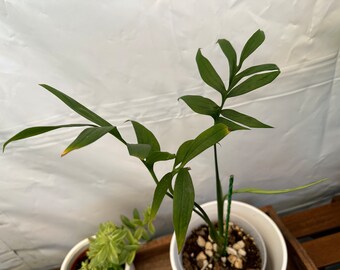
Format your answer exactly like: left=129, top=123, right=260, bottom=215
left=71, top=250, right=88, bottom=270
left=182, top=224, right=262, bottom=270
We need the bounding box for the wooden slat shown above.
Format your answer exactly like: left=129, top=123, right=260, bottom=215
left=302, top=231, right=340, bottom=268
left=134, top=235, right=172, bottom=270
left=281, top=199, right=340, bottom=238
left=261, top=205, right=318, bottom=270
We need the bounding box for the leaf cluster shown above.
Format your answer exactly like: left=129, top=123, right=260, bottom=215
left=80, top=207, right=154, bottom=270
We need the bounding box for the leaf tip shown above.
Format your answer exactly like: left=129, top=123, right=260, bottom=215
left=61, top=149, right=69, bottom=157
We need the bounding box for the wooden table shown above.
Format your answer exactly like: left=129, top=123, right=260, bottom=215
left=134, top=196, right=340, bottom=270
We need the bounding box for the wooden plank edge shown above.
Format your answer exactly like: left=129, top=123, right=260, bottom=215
left=136, top=235, right=172, bottom=261
left=302, top=231, right=340, bottom=268
left=261, top=205, right=318, bottom=270
left=280, top=199, right=340, bottom=238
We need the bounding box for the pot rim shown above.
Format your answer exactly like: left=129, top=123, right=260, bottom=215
left=60, top=235, right=133, bottom=270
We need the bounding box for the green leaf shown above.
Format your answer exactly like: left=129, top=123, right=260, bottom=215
left=146, top=151, right=175, bottom=165
left=120, top=215, right=136, bottom=230
left=39, top=84, right=125, bottom=143
left=221, top=109, right=272, bottom=128
left=233, top=178, right=328, bottom=195
left=2, top=124, right=96, bottom=152
left=134, top=227, right=144, bottom=239
left=231, top=64, right=279, bottom=89
left=151, top=173, right=173, bottom=219
left=131, top=121, right=160, bottom=153
left=216, top=117, right=249, bottom=131
left=239, top=29, right=265, bottom=68
left=127, top=143, right=152, bottom=159
left=217, top=39, right=237, bottom=84
left=174, top=140, right=194, bottom=168
left=133, top=208, right=140, bottom=220
left=61, top=126, right=114, bottom=156
left=196, top=49, right=226, bottom=96
left=173, top=168, right=195, bottom=252
left=179, top=95, right=219, bottom=117
left=227, top=70, right=280, bottom=98
left=181, top=124, right=230, bottom=166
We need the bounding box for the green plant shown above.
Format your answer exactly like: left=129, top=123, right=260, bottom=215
left=3, top=30, right=326, bottom=259
left=80, top=207, right=154, bottom=270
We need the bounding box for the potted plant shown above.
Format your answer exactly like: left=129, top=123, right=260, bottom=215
left=60, top=207, right=155, bottom=270
left=3, top=29, right=326, bottom=269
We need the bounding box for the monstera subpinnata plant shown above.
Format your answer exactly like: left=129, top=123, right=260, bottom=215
left=3, top=30, right=326, bottom=269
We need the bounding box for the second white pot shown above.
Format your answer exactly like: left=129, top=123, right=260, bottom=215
left=60, top=236, right=134, bottom=270
left=170, top=200, right=287, bottom=270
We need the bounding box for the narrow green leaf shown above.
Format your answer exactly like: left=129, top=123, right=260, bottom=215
left=179, top=95, right=219, bottom=117
left=124, top=245, right=140, bottom=251
left=133, top=208, right=140, bottom=220
left=39, top=84, right=125, bottom=143
left=127, top=143, right=152, bottom=159
left=231, top=64, right=279, bottom=89
left=148, top=222, right=156, bottom=235
left=120, top=215, right=136, bottom=230
left=227, top=70, right=280, bottom=98
left=216, top=117, right=249, bottom=131
left=131, top=121, right=160, bottom=153
left=239, top=29, right=265, bottom=68
left=217, top=39, right=237, bottom=84
left=181, top=124, right=230, bottom=166
left=146, top=151, right=175, bottom=165
left=61, top=126, right=114, bottom=156
left=151, top=173, right=173, bottom=219
left=221, top=109, right=272, bottom=128
left=233, top=178, right=328, bottom=195
left=173, top=168, right=195, bottom=252
left=134, top=227, right=144, bottom=239
left=196, top=49, right=226, bottom=96
left=174, top=140, right=194, bottom=168
left=3, top=124, right=96, bottom=152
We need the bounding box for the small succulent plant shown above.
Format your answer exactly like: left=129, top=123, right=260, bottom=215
left=80, top=207, right=154, bottom=270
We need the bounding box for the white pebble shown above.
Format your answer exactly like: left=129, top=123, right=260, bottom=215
left=233, top=240, right=245, bottom=250
left=208, top=263, right=213, bottom=269
left=205, top=241, right=213, bottom=250
left=197, top=236, right=206, bottom=247
left=227, top=254, right=237, bottom=265
left=221, top=256, right=227, bottom=263
left=234, top=258, right=243, bottom=269
left=226, top=247, right=237, bottom=256
left=205, top=249, right=213, bottom=257
left=238, top=248, right=246, bottom=257
left=213, top=243, right=218, bottom=252
left=196, top=251, right=207, bottom=261
left=201, top=259, right=209, bottom=270
left=208, top=235, right=214, bottom=242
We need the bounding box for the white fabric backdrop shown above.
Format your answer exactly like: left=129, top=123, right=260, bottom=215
left=0, top=1, right=339, bottom=269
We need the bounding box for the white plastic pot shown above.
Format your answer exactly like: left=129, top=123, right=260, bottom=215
left=170, top=200, right=287, bottom=270
left=60, top=236, right=134, bottom=270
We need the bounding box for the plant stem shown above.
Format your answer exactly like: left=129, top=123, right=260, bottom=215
left=143, top=161, right=217, bottom=239
left=222, top=175, right=234, bottom=253
left=214, top=144, right=224, bottom=238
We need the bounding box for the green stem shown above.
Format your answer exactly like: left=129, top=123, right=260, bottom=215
left=143, top=161, right=216, bottom=239
left=223, top=175, right=234, bottom=254
left=214, top=144, right=224, bottom=238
